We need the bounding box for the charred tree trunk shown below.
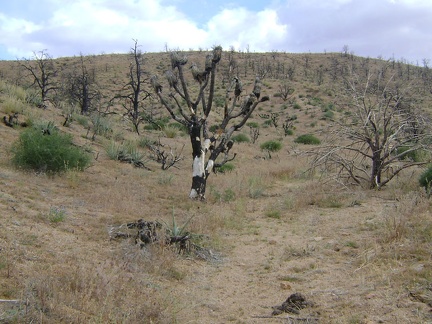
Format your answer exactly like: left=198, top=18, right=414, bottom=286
left=370, top=150, right=383, bottom=189
left=189, top=121, right=206, bottom=199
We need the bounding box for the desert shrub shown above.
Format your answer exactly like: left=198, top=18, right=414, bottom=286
left=143, top=117, right=170, bottom=130
left=74, top=114, right=89, bottom=127
left=105, top=141, right=122, bottom=160
left=263, top=119, right=273, bottom=127
left=214, top=95, right=225, bottom=107
left=0, top=80, right=27, bottom=102
left=322, top=110, right=334, bottom=120
left=265, top=210, right=281, bottom=219
left=294, top=134, right=320, bottom=145
left=396, top=146, right=427, bottom=162
left=47, top=206, right=67, bottom=223
left=293, top=103, right=301, bottom=110
left=25, top=87, right=44, bottom=107
left=168, top=122, right=188, bottom=133
left=246, top=122, right=259, bottom=128
left=248, top=176, right=266, bottom=199
left=163, top=125, right=178, bottom=138
left=90, top=113, right=112, bottom=137
left=308, top=97, right=322, bottom=106
left=209, top=124, right=220, bottom=133
left=1, top=96, right=26, bottom=114
left=11, top=126, right=91, bottom=173
left=215, top=162, right=235, bottom=173
left=232, top=133, right=250, bottom=143
left=105, top=140, right=146, bottom=167
left=138, top=136, right=157, bottom=149
left=284, top=128, right=294, bottom=136
left=260, top=140, right=282, bottom=152
left=211, top=187, right=236, bottom=202
left=419, top=165, right=432, bottom=195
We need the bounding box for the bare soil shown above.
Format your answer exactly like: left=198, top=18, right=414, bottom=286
left=1, top=51, right=432, bottom=323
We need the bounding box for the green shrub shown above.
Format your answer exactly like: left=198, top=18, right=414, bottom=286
left=246, top=122, right=259, bottom=128
left=396, top=146, right=427, bottom=162
left=294, top=134, right=320, bottom=145
left=209, top=124, right=220, bottom=133
left=419, top=165, right=432, bottom=195
left=212, top=187, right=236, bottom=202
left=105, top=141, right=122, bottom=160
left=143, top=117, right=170, bottom=130
left=260, top=140, right=282, bottom=152
left=0, top=80, right=27, bottom=103
left=248, top=177, right=266, bottom=199
left=284, top=128, right=294, bottom=136
left=90, top=113, right=113, bottom=137
left=105, top=140, right=145, bottom=167
left=293, top=103, right=301, bottom=110
left=74, top=114, right=89, bottom=128
left=265, top=210, right=281, bottom=219
left=214, top=95, right=225, bottom=107
left=323, top=103, right=335, bottom=111
left=12, top=126, right=91, bottom=173
left=308, top=97, right=322, bottom=106
left=215, top=162, right=235, bottom=173
left=138, top=137, right=157, bottom=149
left=47, top=206, right=67, bottom=223
left=1, top=96, right=26, bottom=114
left=263, top=119, right=273, bottom=126
left=322, top=110, right=334, bottom=120
left=163, top=125, right=178, bottom=138
left=168, top=122, right=188, bottom=133
left=232, top=133, right=250, bottom=143
left=25, top=88, right=43, bottom=107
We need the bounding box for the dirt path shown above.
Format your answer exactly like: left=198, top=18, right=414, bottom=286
left=173, top=183, right=430, bottom=323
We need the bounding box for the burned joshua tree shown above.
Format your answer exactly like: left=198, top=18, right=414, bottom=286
left=151, top=46, right=269, bottom=200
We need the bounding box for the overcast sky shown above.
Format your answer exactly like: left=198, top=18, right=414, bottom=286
left=0, top=0, right=431, bottom=64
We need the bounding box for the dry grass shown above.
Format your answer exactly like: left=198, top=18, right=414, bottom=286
left=1, top=51, right=432, bottom=323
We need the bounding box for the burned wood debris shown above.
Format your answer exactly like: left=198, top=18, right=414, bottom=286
left=108, top=219, right=221, bottom=262
left=3, top=113, right=28, bottom=128
left=271, top=293, right=313, bottom=316
left=252, top=293, right=318, bottom=322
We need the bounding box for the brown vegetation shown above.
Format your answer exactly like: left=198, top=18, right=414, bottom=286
left=1, top=49, right=432, bottom=323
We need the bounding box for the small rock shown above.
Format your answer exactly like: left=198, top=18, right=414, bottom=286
left=280, top=282, right=292, bottom=290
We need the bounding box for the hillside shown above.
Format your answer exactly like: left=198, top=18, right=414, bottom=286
left=1, top=50, right=432, bottom=323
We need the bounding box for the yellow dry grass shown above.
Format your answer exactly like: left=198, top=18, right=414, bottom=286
left=0, top=51, right=432, bottom=323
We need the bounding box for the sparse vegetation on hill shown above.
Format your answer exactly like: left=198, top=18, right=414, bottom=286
left=1, top=48, right=432, bottom=323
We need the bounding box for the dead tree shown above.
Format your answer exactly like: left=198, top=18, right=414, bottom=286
left=151, top=46, right=269, bottom=200
left=20, top=50, right=58, bottom=106
left=309, top=68, right=432, bottom=189
left=111, top=40, right=151, bottom=134
left=149, top=139, right=184, bottom=170
left=65, top=54, right=100, bottom=115
left=278, top=82, right=295, bottom=101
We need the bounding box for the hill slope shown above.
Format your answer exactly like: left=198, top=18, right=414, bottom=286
left=1, top=51, right=432, bottom=323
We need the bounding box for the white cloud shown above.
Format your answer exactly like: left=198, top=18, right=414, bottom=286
left=0, top=0, right=209, bottom=57
left=0, top=0, right=431, bottom=62
left=206, top=8, right=288, bottom=51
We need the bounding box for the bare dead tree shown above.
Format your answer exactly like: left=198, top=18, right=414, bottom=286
left=278, top=82, right=295, bottom=101
left=65, top=54, right=100, bottom=115
left=151, top=46, right=269, bottom=200
left=111, top=40, right=151, bottom=134
left=149, top=139, right=184, bottom=170
left=249, top=125, right=260, bottom=143
left=20, top=50, right=58, bottom=106
left=308, top=67, right=432, bottom=189
left=282, top=115, right=296, bottom=136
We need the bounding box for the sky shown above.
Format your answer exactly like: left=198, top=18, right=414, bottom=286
left=0, top=0, right=431, bottom=64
